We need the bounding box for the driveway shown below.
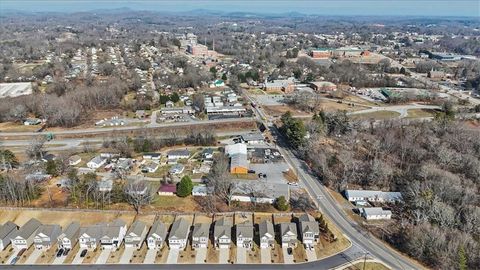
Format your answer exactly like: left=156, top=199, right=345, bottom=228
left=143, top=249, right=157, bottom=264
left=305, top=248, right=317, bottom=262
left=6, top=250, right=20, bottom=264
left=236, top=247, right=246, bottom=264
left=260, top=248, right=271, bottom=264
left=218, top=248, right=229, bottom=264
left=195, top=248, right=207, bottom=264
left=282, top=247, right=294, bottom=264
left=95, top=249, right=111, bottom=264
left=52, top=254, right=67, bottom=265
left=166, top=248, right=179, bottom=264
left=25, top=249, right=43, bottom=264
left=119, top=247, right=134, bottom=264
left=71, top=249, right=86, bottom=264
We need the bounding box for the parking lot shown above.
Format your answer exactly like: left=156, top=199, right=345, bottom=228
left=249, top=162, right=290, bottom=184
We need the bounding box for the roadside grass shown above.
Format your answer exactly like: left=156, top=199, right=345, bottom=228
left=405, top=109, right=436, bottom=118
left=350, top=111, right=400, bottom=120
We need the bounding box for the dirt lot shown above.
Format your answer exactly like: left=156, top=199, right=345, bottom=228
left=234, top=212, right=253, bottom=224
left=194, top=213, right=214, bottom=224
left=263, top=105, right=312, bottom=117
left=272, top=213, right=294, bottom=224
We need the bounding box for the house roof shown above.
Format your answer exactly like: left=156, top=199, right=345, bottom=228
left=225, top=143, right=247, bottom=156
left=361, top=207, right=392, bottom=216
left=241, top=132, right=264, bottom=142
left=258, top=220, right=274, bottom=239
left=60, top=222, right=80, bottom=239
left=280, top=223, right=297, bottom=237
left=230, top=153, right=248, bottom=169
left=167, top=149, right=190, bottom=157
left=345, top=190, right=402, bottom=201
left=169, top=218, right=190, bottom=240
left=16, top=218, right=41, bottom=239
left=232, top=181, right=290, bottom=200
left=89, top=155, right=105, bottom=165
left=299, top=214, right=319, bottom=235
left=192, top=223, right=210, bottom=238
left=214, top=218, right=232, bottom=239
left=236, top=221, right=253, bottom=239
left=148, top=220, right=167, bottom=240
left=127, top=220, right=146, bottom=237
left=158, top=184, right=177, bottom=193
left=192, top=185, right=213, bottom=195
left=35, top=224, right=61, bottom=239
left=0, top=221, right=17, bottom=239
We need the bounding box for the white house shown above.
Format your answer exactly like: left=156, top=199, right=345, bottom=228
left=231, top=182, right=290, bottom=205
left=124, top=220, right=148, bottom=248
left=68, top=155, right=82, bottom=166
left=87, top=156, right=106, bottom=169
left=191, top=223, right=210, bottom=249
left=192, top=185, right=213, bottom=197
left=345, top=190, right=402, bottom=203
left=169, top=164, right=185, bottom=175
left=168, top=218, right=190, bottom=250
left=79, top=225, right=102, bottom=250
left=11, top=218, right=42, bottom=250
left=258, top=220, right=275, bottom=249
left=360, top=207, right=392, bottom=220
left=33, top=224, right=62, bottom=250
left=0, top=221, right=17, bottom=251
left=142, top=162, right=159, bottom=173
left=57, top=222, right=80, bottom=250
left=279, top=223, right=297, bottom=248
left=235, top=221, right=254, bottom=249
left=213, top=218, right=232, bottom=249
left=298, top=214, right=319, bottom=249
left=146, top=220, right=167, bottom=250
left=99, top=219, right=127, bottom=250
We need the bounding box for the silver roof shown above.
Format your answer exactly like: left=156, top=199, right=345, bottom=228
left=16, top=218, right=41, bottom=239
left=147, top=220, right=167, bottom=240
left=235, top=221, right=253, bottom=239
left=258, top=220, right=274, bottom=238
left=214, top=218, right=232, bottom=239
left=169, top=218, right=190, bottom=240
left=192, top=223, right=210, bottom=238
left=0, top=221, right=17, bottom=239
left=127, top=220, right=146, bottom=237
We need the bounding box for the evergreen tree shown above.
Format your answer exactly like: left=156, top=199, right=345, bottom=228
left=275, top=196, right=289, bottom=211
left=458, top=245, right=467, bottom=270
left=177, top=175, right=193, bottom=197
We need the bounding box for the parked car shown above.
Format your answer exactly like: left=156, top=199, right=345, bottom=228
left=63, top=249, right=70, bottom=256
left=287, top=247, right=293, bottom=255
left=10, top=256, right=18, bottom=265
left=17, top=248, right=26, bottom=257
left=56, top=248, right=64, bottom=257
left=80, top=249, right=88, bottom=258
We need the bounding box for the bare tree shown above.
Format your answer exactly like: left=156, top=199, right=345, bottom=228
left=124, top=181, right=152, bottom=213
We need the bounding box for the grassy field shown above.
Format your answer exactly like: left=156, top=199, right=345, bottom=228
left=405, top=109, right=437, bottom=118
left=351, top=111, right=401, bottom=120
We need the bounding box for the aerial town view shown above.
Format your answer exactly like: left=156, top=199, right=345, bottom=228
left=0, top=0, right=479, bottom=269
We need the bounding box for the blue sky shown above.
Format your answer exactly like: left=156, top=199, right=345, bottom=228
left=1, top=0, right=479, bottom=17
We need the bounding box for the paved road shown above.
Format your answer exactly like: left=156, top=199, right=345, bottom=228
left=348, top=104, right=440, bottom=118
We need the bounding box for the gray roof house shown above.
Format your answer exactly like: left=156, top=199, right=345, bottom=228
left=235, top=221, right=254, bottom=248
left=33, top=224, right=62, bottom=250
left=146, top=220, right=168, bottom=250
left=191, top=223, right=210, bottom=249
left=231, top=182, right=290, bottom=204
left=58, top=222, right=80, bottom=249
left=258, top=220, right=275, bottom=249
left=0, top=221, right=17, bottom=251
left=79, top=224, right=103, bottom=250
left=99, top=219, right=127, bottom=250
left=279, top=223, right=297, bottom=248
left=298, top=214, right=319, bottom=249
left=214, top=218, right=232, bottom=249
left=11, top=218, right=42, bottom=250
left=168, top=218, right=190, bottom=250
left=344, top=190, right=402, bottom=203
left=360, top=207, right=392, bottom=220
left=125, top=220, right=148, bottom=248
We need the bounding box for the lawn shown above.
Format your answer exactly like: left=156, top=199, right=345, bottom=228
left=351, top=111, right=401, bottom=120
left=149, top=194, right=199, bottom=212
left=405, top=109, right=437, bottom=119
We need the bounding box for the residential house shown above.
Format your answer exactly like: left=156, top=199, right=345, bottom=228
left=141, top=161, right=159, bottom=173
left=142, top=153, right=161, bottom=160
left=99, top=219, right=127, bottom=250
left=57, top=222, right=80, bottom=250
left=116, top=158, right=133, bottom=171
left=98, top=179, right=113, bottom=192
left=225, top=143, right=247, bottom=157
left=258, top=220, right=275, bottom=249
left=344, top=190, right=402, bottom=203
left=165, top=101, right=175, bottom=108
left=214, top=218, right=232, bottom=249
left=309, top=81, right=337, bottom=92
left=0, top=221, right=17, bottom=251
left=168, top=218, right=190, bottom=250
left=298, top=214, right=319, bottom=249
left=191, top=223, right=210, bottom=249
left=146, top=220, right=168, bottom=250
left=78, top=224, right=102, bottom=250
left=11, top=218, right=42, bottom=250
left=167, top=149, right=190, bottom=161
left=33, top=224, right=62, bottom=250
left=279, top=223, right=297, bottom=248
left=241, top=133, right=265, bottom=144
left=235, top=221, right=254, bottom=249
left=360, top=207, right=392, bottom=220
left=202, top=148, right=214, bottom=160
left=68, top=155, right=82, bottom=166
left=23, top=118, right=42, bottom=126
left=192, top=185, right=213, bottom=197
left=169, top=164, right=185, bottom=175
left=157, top=184, right=177, bottom=196
left=125, top=220, right=148, bottom=248
left=231, top=182, right=290, bottom=204
left=87, top=156, right=106, bottom=169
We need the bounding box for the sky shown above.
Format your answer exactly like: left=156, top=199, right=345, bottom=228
left=1, top=0, right=479, bottom=17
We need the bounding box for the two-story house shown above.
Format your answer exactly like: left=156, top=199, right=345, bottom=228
left=57, top=222, right=80, bottom=250
left=79, top=225, right=102, bottom=250
left=33, top=224, right=62, bottom=250
left=235, top=221, right=254, bottom=249
left=168, top=218, right=190, bottom=250
left=146, top=220, right=167, bottom=250
left=213, top=218, right=232, bottom=249
left=191, top=223, right=210, bottom=249
left=0, top=221, right=17, bottom=251
left=124, top=220, right=147, bottom=249
left=11, top=218, right=42, bottom=250
left=99, top=219, right=127, bottom=250
left=258, top=220, right=275, bottom=249
left=298, top=214, right=319, bottom=249
left=279, top=223, right=297, bottom=248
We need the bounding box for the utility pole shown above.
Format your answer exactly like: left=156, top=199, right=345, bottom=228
left=363, top=252, right=368, bottom=270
